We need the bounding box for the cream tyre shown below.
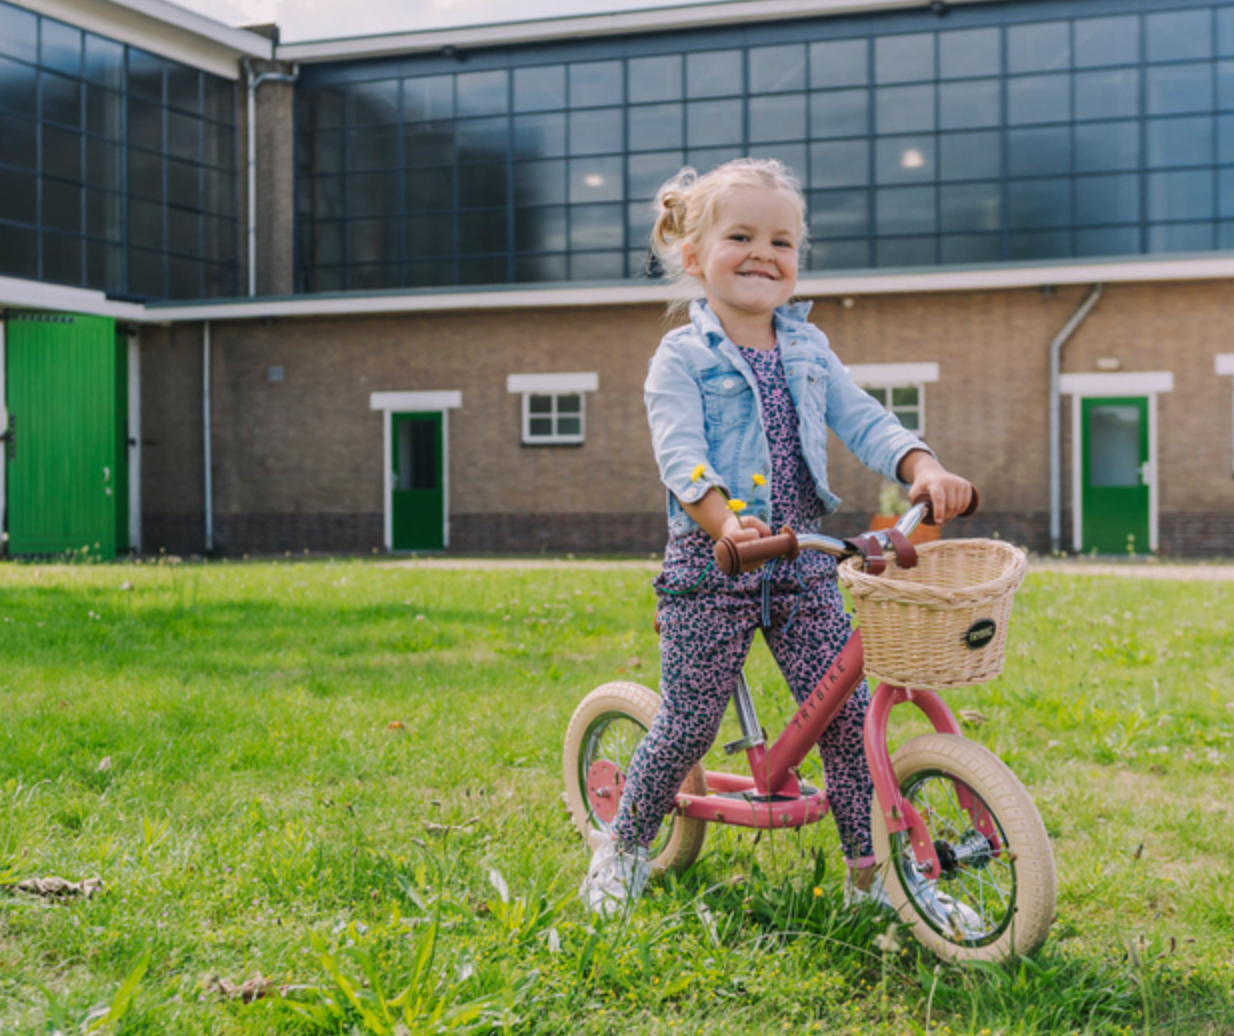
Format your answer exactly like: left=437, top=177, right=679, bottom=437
left=563, top=681, right=707, bottom=875
left=871, top=733, right=1055, bottom=963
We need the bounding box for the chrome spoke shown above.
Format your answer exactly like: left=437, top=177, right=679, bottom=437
left=894, top=770, right=1017, bottom=946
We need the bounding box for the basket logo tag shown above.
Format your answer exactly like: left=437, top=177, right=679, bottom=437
left=964, top=619, right=997, bottom=650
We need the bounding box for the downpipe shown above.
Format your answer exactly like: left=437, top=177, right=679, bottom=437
left=244, top=58, right=299, bottom=298
left=203, top=321, right=213, bottom=553
left=1049, top=283, right=1104, bottom=555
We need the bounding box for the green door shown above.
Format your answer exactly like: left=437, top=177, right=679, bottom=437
left=4, top=313, right=127, bottom=559
left=1081, top=396, right=1150, bottom=555
left=391, top=412, right=444, bottom=551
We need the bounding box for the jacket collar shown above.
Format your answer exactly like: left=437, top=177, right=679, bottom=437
left=689, top=297, right=815, bottom=347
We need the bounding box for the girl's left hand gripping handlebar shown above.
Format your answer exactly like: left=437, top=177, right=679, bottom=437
left=714, top=529, right=800, bottom=577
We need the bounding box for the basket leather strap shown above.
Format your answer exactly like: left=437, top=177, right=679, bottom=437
left=884, top=528, right=919, bottom=569
left=844, top=534, right=886, bottom=575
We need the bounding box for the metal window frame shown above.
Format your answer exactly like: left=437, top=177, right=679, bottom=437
left=0, top=7, right=239, bottom=300
left=294, top=1, right=1234, bottom=295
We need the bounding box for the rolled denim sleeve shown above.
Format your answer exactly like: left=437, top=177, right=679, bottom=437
left=644, top=342, right=728, bottom=504
left=823, top=351, right=933, bottom=485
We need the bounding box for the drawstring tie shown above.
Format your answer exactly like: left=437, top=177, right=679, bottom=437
left=759, top=556, right=802, bottom=636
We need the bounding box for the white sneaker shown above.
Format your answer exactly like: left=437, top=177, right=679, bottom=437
left=843, top=872, right=896, bottom=912
left=579, top=831, right=650, bottom=918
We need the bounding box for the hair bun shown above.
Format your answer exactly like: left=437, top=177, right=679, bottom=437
left=653, top=167, right=697, bottom=247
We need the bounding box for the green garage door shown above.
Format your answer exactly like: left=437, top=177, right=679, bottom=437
left=4, top=313, right=128, bottom=559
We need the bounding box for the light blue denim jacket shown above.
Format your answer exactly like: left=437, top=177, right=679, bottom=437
left=645, top=298, right=931, bottom=538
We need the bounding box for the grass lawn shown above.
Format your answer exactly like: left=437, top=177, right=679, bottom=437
left=0, top=556, right=1231, bottom=1035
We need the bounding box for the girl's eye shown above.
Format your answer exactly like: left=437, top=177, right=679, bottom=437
left=774, top=239, right=795, bottom=249
left=728, top=234, right=749, bottom=243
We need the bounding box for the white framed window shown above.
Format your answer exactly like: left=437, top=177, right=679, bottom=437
left=847, top=362, right=939, bottom=437
left=507, top=372, right=599, bottom=445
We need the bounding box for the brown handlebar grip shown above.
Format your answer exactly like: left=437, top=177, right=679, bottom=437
left=714, top=529, right=800, bottom=577
left=910, top=484, right=981, bottom=525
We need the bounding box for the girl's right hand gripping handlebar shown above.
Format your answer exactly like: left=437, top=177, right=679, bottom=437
left=713, top=486, right=980, bottom=577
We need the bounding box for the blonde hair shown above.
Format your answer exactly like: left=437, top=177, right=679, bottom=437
left=650, top=157, right=808, bottom=308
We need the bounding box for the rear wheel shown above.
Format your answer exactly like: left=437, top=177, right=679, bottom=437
left=871, top=734, right=1055, bottom=963
left=563, top=681, right=707, bottom=874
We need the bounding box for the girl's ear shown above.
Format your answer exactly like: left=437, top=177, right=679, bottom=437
left=682, top=239, right=703, bottom=277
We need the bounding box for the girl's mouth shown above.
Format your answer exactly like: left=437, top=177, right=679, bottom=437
left=738, top=270, right=777, bottom=280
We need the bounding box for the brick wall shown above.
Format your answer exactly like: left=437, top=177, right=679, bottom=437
left=138, top=280, right=1234, bottom=556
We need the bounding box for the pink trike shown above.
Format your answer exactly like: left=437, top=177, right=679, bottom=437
left=563, top=502, right=1055, bottom=963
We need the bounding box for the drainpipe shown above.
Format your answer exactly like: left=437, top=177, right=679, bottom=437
left=203, top=321, right=213, bottom=553
left=1049, top=283, right=1104, bottom=555
left=244, top=58, right=299, bottom=298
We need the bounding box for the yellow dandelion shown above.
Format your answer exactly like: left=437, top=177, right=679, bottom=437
left=752, top=473, right=767, bottom=487
left=727, top=498, right=747, bottom=513
left=690, top=464, right=707, bottom=483
left=812, top=887, right=823, bottom=898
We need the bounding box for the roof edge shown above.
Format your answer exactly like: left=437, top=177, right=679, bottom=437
left=15, top=0, right=272, bottom=77
left=275, top=0, right=984, bottom=62
left=143, top=253, right=1234, bottom=323
left=4, top=254, right=1231, bottom=325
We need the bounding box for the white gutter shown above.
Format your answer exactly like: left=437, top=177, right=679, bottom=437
left=146, top=254, right=1234, bottom=323
left=203, top=320, right=213, bottom=553
left=0, top=275, right=145, bottom=321
left=244, top=59, right=300, bottom=298
left=1, top=255, right=1229, bottom=325
left=276, top=0, right=990, bottom=62
left=1049, top=284, right=1103, bottom=556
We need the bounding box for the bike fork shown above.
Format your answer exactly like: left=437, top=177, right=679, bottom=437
left=864, top=684, right=1000, bottom=880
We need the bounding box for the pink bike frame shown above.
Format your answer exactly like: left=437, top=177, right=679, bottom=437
left=668, top=629, right=1000, bottom=881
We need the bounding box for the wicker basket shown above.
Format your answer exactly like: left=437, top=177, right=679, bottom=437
left=839, top=539, right=1028, bottom=691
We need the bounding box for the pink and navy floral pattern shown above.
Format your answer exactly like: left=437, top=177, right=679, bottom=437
left=615, top=343, right=876, bottom=866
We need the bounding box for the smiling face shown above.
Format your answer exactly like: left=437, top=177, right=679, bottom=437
left=682, top=186, right=801, bottom=329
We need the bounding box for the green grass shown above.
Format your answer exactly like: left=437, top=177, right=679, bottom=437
left=0, top=557, right=1231, bottom=1035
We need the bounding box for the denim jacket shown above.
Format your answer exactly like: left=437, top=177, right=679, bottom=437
left=645, top=298, right=931, bottom=538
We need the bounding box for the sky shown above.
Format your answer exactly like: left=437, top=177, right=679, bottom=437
left=167, top=0, right=722, bottom=43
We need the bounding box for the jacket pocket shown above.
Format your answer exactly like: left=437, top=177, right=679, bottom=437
left=785, top=359, right=828, bottom=420
left=699, top=368, right=754, bottom=432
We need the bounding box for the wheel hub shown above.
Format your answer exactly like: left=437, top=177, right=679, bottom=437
left=586, top=760, right=626, bottom=824
left=934, top=829, right=994, bottom=878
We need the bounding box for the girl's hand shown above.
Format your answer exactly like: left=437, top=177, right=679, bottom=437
left=898, top=450, right=975, bottom=524
left=682, top=488, right=773, bottom=543
left=907, top=469, right=975, bottom=524
left=719, top=513, right=772, bottom=543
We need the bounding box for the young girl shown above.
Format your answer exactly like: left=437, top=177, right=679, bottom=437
left=581, top=158, right=975, bottom=916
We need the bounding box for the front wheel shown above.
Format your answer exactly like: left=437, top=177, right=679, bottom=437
left=871, top=734, right=1055, bottom=963
left=562, top=681, right=707, bottom=875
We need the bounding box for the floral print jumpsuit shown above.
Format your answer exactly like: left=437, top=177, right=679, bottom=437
left=613, top=342, right=876, bottom=867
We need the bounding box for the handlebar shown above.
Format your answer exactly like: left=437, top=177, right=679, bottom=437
left=713, top=487, right=981, bottom=577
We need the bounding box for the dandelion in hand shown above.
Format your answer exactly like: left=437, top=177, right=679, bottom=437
left=752, top=473, right=767, bottom=487
left=691, top=464, right=707, bottom=483
left=727, top=497, right=748, bottom=530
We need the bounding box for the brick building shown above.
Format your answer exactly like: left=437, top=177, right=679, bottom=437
left=2, top=0, right=1233, bottom=558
